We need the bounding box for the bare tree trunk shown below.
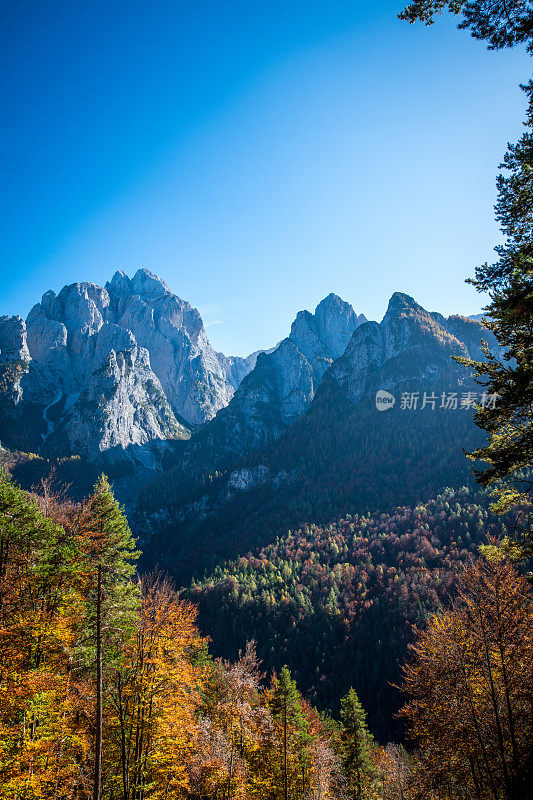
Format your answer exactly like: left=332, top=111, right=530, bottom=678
left=117, top=675, right=129, bottom=800
left=93, top=565, right=103, bottom=800
left=284, top=703, right=288, bottom=800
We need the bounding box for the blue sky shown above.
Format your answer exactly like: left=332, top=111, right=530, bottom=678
left=1, top=0, right=531, bottom=355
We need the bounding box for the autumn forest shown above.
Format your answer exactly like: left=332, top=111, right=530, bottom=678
left=0, top=472, right=531, bottom=800
left=3, top=0, right=533, bottom=798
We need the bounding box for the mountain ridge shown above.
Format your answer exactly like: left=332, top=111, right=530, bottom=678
left=0, top=269, right=260, bottom=467
left=170, top=291, right=367, bottom=479
left=136, top=291, right=502, bottom=582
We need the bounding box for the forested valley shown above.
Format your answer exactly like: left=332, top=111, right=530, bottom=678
left=2, top=0, right=533, bottom=798
left=1, top=472, right=532, bottom=799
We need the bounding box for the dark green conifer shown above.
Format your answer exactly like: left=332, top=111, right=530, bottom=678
left=270, top=666, right=313, bottom=800
left=340, top=687, right=374, bottom=800
left=82, top=475, right=139, bottom=800
left=401, top=0, right=533, bottom=565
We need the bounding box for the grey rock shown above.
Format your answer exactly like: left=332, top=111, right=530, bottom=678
left=227, top=465, right=269, bottom=492
left=180, top=293, right=366, bottom=469
left=227, top=292, right=366, bottom=432
left=217, top=350, right=265, bottom=390
left=0, top=315, right=31, bottom=404
left=0, top=315, right=30, bottom=365
left=326, top=292, right=494, bottom=405
left=70, top=345, right=188, bottom=465
left=5, top=269, right=258, bottom=465
left=107, top=269, right=240, bottom=425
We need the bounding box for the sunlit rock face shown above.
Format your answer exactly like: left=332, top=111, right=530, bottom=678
left=325, top=292, right=501, bottom=405
left=105, top=269, right=240, bottom=426
left=0, top=315, right=31, bottom=404
left=175, top=292, right=367, bottom=473
left=69, top=345, right=187, bottom=465
left=0, top=269, right=258, bottom=465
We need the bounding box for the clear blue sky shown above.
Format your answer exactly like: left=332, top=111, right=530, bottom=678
left=1, top=0, right=530, bottom=355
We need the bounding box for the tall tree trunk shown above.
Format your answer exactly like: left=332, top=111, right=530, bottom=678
left=93, top=564, right=103, bottom=800
left=283, top=703, right=288, bottom=800
left=227, top=738, right=234, bottom=800
left=117, top=675, right=129, bottom=800
left=475, top=602, right=512, bottom=797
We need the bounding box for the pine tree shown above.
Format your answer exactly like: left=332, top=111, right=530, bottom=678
left=400, top=2, right=533, bottom=566
left=270, top=666, right=313, bottom=800
left=80, top=476, right=140, bottom=800
left=339, top=688, right=374, bottom=800
left=399, top=0, right=533, bottom=52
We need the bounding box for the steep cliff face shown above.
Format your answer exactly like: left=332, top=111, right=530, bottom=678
left=0, top=315, right=31, bottom=404
left=105, top=269, right=241, bottom=425
left=325, top=292, right=470, bottom=403
left=22, top=269, right=250, bottom=424
left=0, top=269, right=258, bottom=465
left=0, top=315, right=31, bottom=365
left=136, top=293, right=502, bottom=581
left=325, top=293, right=502, bottom=405
left=176, top=293, right=367, bottom=471
left=69, top=345, right=186, bottom=466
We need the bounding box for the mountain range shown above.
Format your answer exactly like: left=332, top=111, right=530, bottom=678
left=0, top=271, right=368, bottom=474
left=0, top=269, right=504, bottom=742
left=1, top=269, right=499, bottom=580
left=0, top=269, right=260, bottom=467
left=135, top=291, right=499, bottom=581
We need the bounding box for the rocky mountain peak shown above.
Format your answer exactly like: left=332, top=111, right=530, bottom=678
left=177, top=291, right=367, bottom=473
left=326, top=293, right=492, bottom=408
left=107, top=270, right=132, bottom=295
left=289, top=293, right=364, bottom=358
left=0, top=269, right=261, bottom=466
left=380, top=291, right=465, bottom=361
left=129, top=268, right=172, bottom=302
left=314, top=292, right=353, bottom=320
left=314, top=293, right=367, bottom=359
left=0, top=315, right=30, bottom=365
left=383, top=291, right=425, bottom=320
left=107, top=267, right=173, bottom=301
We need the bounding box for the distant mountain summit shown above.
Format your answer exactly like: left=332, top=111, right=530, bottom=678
left=104, top=269, right=257, bottom=422
left=299, top=291, right=494, bottom=407
left=324, top=291, right=472, bottom=403
left=137, top=293, right=502, bottom=581
left=0, top=276, right=365, bottom=478
left=0, top=269, right=259, bottom=466
left=170, top=292, right=366, bottom=474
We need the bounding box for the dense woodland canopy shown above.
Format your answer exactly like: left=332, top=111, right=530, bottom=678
left=137, top=395, right=486, bottom=585
left=188, top=487, right=509, bottom=740
left=1, top=473, right=532, bottom=799
left=2, top=1, right=533, bottom=798
left=0, top=473, right=349, bottom=800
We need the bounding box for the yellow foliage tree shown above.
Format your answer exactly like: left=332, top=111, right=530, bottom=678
left=400, top=558, right=533, bottom=800
left=108, top=573, right=206, bottom=800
